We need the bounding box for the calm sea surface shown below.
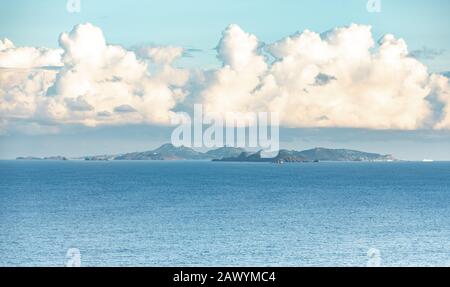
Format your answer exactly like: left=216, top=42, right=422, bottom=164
left=1, top=160, right=449, bottom=266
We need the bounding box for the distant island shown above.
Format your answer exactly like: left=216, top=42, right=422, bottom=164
left=215, top=148, right=396, bottom=163
left=16, top=156, right=68, bottom=161
left=17, top=144, right=396, bottom=163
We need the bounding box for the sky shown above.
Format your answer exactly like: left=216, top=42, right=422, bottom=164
left=0, top=0, right=450, bottom=160
left=1, top=0, right=450, bottom=70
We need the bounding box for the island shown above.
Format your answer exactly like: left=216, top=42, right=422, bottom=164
left=215, top=148, right=396, bottom=163
left=16, top=156, right=68, bottom=161
left=16, top=144, right=396, bottom=163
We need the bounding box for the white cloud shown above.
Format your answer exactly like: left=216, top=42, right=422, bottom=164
left=1, top=23, right=450, bottom=133
left=201, top=24, right=267, bottom=115
left=431, top=74, right=450, bottom=129
left=139, top=46, right=184, bottom=64
left=0, top=38, right=14, bottom=51
left=0, top=23, right=189, bottom=129
left=0, top=38, right=62, bottom=68
left=200, top=24, right=450, bottom=130
left=0, top=68, right=58, bottom=122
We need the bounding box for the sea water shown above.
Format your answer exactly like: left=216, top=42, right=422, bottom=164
left=1, top=160, right=449, bottom=266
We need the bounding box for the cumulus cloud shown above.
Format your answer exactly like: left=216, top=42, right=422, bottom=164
left=200, top=24, right=267, bottom=115
left=0, top=23, right=189, bottom=129
left=0, top=38, right=62, bottom=68
left=1, top=23, right=450, bottom=133
left=0, top=38, right=14, bottom=50
left=200, top=24, right=450, bottom=130
left=138, top=46, right=184, bottom=64
left=431, top=74, right=450, bottom=129
left=0, top=68, right=58, bottom=122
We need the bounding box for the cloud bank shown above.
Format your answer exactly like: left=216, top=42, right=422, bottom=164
left=1, top=23, right=449, bottom=133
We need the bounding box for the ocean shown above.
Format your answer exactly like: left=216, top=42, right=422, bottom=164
left=1, top=160, right=449, bottom=267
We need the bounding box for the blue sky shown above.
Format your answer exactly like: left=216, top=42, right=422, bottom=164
left=1, top=0, right=450, bottom=160
left=1, top=0, right=449, bottom=71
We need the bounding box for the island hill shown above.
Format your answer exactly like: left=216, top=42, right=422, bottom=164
left=16, top=156, right=69, bottom=161
left=17, top=144, right=396, bottom=163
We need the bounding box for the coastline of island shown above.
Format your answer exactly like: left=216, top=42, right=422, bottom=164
left=16, top=143, right=397, bottom=163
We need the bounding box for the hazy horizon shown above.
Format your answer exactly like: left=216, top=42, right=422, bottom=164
left=3, top=126, right=450, bottom=161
